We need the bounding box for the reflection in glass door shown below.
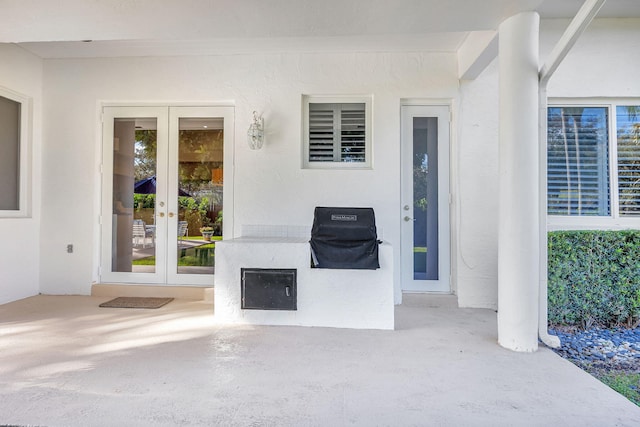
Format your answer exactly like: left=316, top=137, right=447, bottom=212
left=101, top=106, right=233, bottom=286
left=401, top=105, right=450, bottom=293
left=174, top=117, right=224, bottom=276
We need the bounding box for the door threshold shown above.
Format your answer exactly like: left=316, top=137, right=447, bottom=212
left=92, top=283, right=213, bottom=302
left=401, top=292, right=458, bottom=308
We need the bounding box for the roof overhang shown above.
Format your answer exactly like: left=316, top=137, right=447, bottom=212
left=2, top=0, right=639, bottom=64
left=2, top=0, right=544, bottom=58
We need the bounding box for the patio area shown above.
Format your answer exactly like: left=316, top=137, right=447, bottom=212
left=131, top=238, right=216, bottom=275
left=0, top=294, right=638, bottom=426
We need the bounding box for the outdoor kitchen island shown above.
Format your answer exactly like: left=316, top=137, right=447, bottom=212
left=214, top=236, right=394, bottom=330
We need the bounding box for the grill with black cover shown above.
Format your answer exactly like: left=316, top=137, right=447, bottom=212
left=310, top=207, right=381, bottom=270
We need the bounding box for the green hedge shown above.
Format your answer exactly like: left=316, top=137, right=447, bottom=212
left=548, top=230, right=640, bottom=329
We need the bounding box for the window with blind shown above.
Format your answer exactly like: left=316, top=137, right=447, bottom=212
left=616, top=106, right=640, bottom=216
left=547, top=107, right=609, bottom=216
left=547, top=103, right=640, bottom=219
left=303, top=96, right=372, bottom=169
left=0, top=87, right=29, bottom=217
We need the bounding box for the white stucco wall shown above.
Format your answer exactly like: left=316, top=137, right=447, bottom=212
left=0, top=44, right=42, bottom=304
left=456, top=60, right=500, bottom=309
left=543, top=19, right=640, bottom=97
left=39, top=51, right=459, bottom=298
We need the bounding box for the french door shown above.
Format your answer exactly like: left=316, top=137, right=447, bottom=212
left=400, top=105, right=450, bottom=292
left=100, top=106, right=234, bottom=285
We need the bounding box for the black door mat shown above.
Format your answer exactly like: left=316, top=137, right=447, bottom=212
left=99, top=297, right=174, bottom=309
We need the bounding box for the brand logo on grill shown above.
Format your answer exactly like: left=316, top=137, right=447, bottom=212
left=331, top=214, right=357, bottom=221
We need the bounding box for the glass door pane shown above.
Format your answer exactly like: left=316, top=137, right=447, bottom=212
left=167, top=106, right=232, bottom=286
left=175, top=117, right=224, bottom=275
left=112, top=117, right=158, bottom=273
left=412, top=117, right=439, bottom=280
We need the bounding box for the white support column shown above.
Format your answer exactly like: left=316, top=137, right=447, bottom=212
left=497, top=12, right=540, bottom=352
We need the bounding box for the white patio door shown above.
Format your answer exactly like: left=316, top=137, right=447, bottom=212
left=400, top=105, right=450, bottom=292
left=100, top=106, right=233, bottom=285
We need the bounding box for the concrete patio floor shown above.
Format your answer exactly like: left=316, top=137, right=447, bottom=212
left=1, top=295, right=639, bottom=426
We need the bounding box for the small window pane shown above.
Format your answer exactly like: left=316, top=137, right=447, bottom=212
left=616, top=106, right=640, bottom=216
left=547, top=107, right=609, bottom=216
left=0, top=95, right=21, bottom=211
left=308, top=102, right=366, bottom=163
left=340, top=104, right=366, bottom=163
left=304, top=96, right=371, bottom=169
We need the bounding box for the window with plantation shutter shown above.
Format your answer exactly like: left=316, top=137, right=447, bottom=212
left=547, top=102, right=640, bottom=227
left=303, top=96, right=371, bottom=169
left=616, top=106, right=640, bottom=216
left=547, top=107, right=609, bottom=216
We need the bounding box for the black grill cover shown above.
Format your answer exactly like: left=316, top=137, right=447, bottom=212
left=310, top=207, right=380, bottom=269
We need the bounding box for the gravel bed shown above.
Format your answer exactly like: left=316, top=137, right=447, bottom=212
left=550, top=327, right=640, bottom=372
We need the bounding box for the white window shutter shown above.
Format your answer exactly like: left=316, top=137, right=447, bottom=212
left=308, top=104, right=336, bottom=162
left=617, top=106, right=640, bottom=216
left=306, top=100, right=368, bottom=165
left=340, top=104, right=366, bottom=162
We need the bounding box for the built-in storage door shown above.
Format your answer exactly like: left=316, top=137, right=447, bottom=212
left=400, top=105, right=450, bottom=292
left=100, top=106, right=233, bottom=285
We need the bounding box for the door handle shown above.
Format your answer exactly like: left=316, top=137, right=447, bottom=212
left=404, top=216, right=412, bottom=222
left=158, top=212, right=165, bottom=218
left=168, top=212, right=175, bottom=218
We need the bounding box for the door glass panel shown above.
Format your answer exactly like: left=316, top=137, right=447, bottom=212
left=112, top=118, right=157, bottom=273
left=413, top=117, right=438, bottom=280
left=176, top=117, right=224, bottom=275
left=0, top=95, right=20, bottom=211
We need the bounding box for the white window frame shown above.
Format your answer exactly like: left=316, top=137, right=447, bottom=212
left=0, top=86, right=31, bottom=218
left=547, top=98, right=640, bottom=231
left=302, top=95, right=372, bottom=169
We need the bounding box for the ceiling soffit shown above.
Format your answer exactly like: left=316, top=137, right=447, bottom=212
left=5, top=1, right=640, bottom=58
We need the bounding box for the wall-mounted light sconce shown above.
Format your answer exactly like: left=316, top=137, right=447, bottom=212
left=247, top=111, right=264, bottom=150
